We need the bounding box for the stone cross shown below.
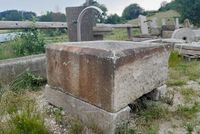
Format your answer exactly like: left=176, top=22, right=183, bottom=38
left=139, top=15, right=149, bottom=35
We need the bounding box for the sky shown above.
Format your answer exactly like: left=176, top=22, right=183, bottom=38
left=0, top=0, right=172, bottom=16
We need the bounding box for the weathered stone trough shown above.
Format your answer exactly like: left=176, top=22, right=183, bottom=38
left=45, top=41, right=172, bottom=133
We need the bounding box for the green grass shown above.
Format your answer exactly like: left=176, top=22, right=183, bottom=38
left=175, top=103, right=200, bottom=119
left=0, top=31, right=68, bottom=61
left=167, top=51, right=200, bottom=87
left=138, top=103, right=169, bottom=122
left=105, top=28, right=141, bottom=40
left=9, top=71, right=46, bottom=93
left=0, top=89, right=48, bottom=134
left=180, top=88, right=196, bottom=102
left=0, top=41, right=19, bottom=60
left=128, top=10, right=180, bottom=26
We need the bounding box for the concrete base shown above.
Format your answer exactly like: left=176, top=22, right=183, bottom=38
left=45, top=85, right=131, bottom=134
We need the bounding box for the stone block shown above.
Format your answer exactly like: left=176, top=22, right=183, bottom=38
left=162, top=31, right=174, bottom=38
left=45, top=85, right=130, bottom=134
left=46, top=41, right=171, bottom=112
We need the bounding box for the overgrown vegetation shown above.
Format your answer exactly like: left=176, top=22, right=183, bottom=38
left=167, top=51, right=200, bottom=86
left=0, top=29, right=68, bottom=60
left=159, top=0, right=200, bottom=26
left=13, top=29, right=45, bottom=56
left=105, top=28, right=140, bottom=40
left=9, top=71, right=46, bottom=93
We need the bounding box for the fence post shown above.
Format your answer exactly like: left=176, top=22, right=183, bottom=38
left=127, top=27, right=132, bottom=40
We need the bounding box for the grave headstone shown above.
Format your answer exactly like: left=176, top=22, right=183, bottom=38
left=149, top=17, right=160, bottom=36
left=139, top=15, right=149, bottom=35
left=184, top=19, right=191, bottom=28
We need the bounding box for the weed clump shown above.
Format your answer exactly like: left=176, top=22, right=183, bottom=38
left=14, top=29, right=45, bottom=56
left=0, top=89, right=48, bottom=134
left=168, top=50, right=182, bottom=68
left=10, top=71, right=46, bottom=93
left=176, top=103, right=200, bottom=119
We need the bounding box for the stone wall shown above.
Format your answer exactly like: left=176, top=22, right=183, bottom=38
left=0, top=54, right=46, bottom=84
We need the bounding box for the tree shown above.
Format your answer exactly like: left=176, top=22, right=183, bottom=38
left=83, top=0, right=108, bottom=22
left=158, top=0, right=177, bottom=11
left=159, top=0, right=200, bottom=26
left=175, top=0, right=200, bottom=26
left=0, top=10, right=36, bottom=21
left=122, top=4, right=144, bottom=20
left=39, top=12, right=66, bottom=22
left=161, top=1, right=168, bottom=8
left=105, top=14, right=125, bottom=24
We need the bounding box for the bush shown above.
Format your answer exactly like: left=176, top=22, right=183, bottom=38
left=14, top=29, right=45, bottom=56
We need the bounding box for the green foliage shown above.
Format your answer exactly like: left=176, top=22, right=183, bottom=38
left=159, top=1, right=177, bottom=12
left=167, top=53, right=200, bottom=87
left=176, top=103, right=200, bottom=119
left=143, top=10, right=158, bottom=17
left=105, top=14, right=125, bottom=24
left=70, top=119, right=84, bottom=134
left=185, top=122, right=194, bottom=134
left=147, top=126, right=159, bottom=134
left=105, top=28, right=140, bottom=40
left=138, top=103, right=169, bottom=122
left=0, top=10, right=36, bottom=21
left=0, top=92, right=48, bottom=134
left=115, top=122, right=136, bottom=134
left=14, top=29, right=45, bottom=56
left=10, top=111, right=48, bottom=134
left=159, top=0, right=200, bottom=26
left=10, top=71, right=46, bottom=93
left=122, top=4, right=144, bottom=20
left=175, top=0, right=200, bottom=26
left=168, top=50, right=182, bottom=68
left=82, top=0, right=108, bottom=23
left=42, top=28, right=66, bottom=37
left=39, top=11, right=66, bottom=22
left=180, top=88, right=196, bottom=101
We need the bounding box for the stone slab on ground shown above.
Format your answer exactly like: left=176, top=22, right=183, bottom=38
left=172, top=28, right=196, bottom=42
left=0, top=54, right=46, bottom=84
left=45, top=85, right=131, bottom=134
left=46, top=41, right=172, bottom=112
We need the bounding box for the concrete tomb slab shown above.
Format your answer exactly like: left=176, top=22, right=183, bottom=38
left=46, top=41, right=171, bottom=113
